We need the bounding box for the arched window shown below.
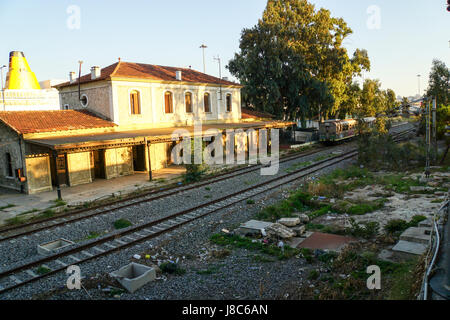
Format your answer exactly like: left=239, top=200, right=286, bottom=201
left=165, top=91, right=173, bottom=114
left=204, top=92, right=211, bottom=113
left=226, top=94, right=232, bottom=112
left=130, top=90, right=141, bottom=115
left=185, top=92, right=192, bottom=113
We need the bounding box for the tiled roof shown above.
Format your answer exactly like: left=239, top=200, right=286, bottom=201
left=56, top=61, right=242, bottom=88
left=0, top=110, right=116, bottom=134
left=241, top=107, right=275, bottom=119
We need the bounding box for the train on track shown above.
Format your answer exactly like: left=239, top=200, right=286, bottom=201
left=319, top=117, right=376, bottom=143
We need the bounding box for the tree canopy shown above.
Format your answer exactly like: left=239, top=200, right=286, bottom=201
left=227, top=0, right=372, bottom=122
left=426, top=59, right=450, bottom=107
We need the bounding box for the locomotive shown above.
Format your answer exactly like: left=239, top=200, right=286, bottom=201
left=319, top=117, right=376, bottom=143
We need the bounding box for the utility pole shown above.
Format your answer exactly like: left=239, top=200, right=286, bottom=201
left=78, top=60, right=83, bottom=101
left=214, top=55, right=222, bottom=100
left=0, top=65, right=6, bottom=111
left=199, top=44, right=207, bottom=74
left=425, top=98, right=431, bottom=175
left=417, top=74, right=421, bottom=97
left=432, top=98, right=437, bottom=164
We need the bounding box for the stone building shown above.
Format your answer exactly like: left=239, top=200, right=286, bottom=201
left=0, top=60, right=292, bottom=194
left=56, top=60, right=242, bottom=129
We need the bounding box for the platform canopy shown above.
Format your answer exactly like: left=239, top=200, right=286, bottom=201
left=26, top=121, right=294, bottom=153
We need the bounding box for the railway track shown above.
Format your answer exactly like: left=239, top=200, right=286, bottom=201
left=0, top=122, right=413, bottom=242
left=0, top=145, right=330, bottom=242
left=0, top=124, right=415, bottom=295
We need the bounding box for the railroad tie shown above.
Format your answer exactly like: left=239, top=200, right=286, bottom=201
left=81, top=251, right=93, bottom=257
left=54, top=259, right=67, bottom=267
left=68, top=255, right=81, bottom=262
left=114, top=239, right=126, bottom=246
left=9, top=275, right=22, bottom=284
left=93, top=247, right=105, bottom=253
left=103, top=243, right=116, bottom=249
left=25, top=270, right=38, bottom=278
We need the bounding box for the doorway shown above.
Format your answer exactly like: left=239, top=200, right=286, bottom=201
left=132, top=145, right=146, bottom=172
left=90, top=150, right=106, bottom=179
left=50, top=154, right=68, bottom=187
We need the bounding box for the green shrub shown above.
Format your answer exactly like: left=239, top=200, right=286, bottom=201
left=113, top=218, right=132, bottom=229
left=160, top=262, right=186, bottom=275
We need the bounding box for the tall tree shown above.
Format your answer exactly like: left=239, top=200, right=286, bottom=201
left=426, top=59, right=450, bottom=107
left=227, top=0, right=370, bottom=121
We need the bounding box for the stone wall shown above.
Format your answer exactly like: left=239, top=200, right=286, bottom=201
left=104, top=147, right=133, bottom=179
left=0, top=123, right=24, bottom=192
left=58, top=82, right=112, bottom=120
left=67, top=152, right=92, bottom=186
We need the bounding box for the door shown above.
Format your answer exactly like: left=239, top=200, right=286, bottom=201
left=55, top=154, right=68, bottom=186
left=91, top=150, right=106, bottom=179
left=132, top=145, right=146, bottom=172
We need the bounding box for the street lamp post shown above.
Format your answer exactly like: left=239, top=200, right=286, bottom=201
left=0, top=65, right=6, bottom=111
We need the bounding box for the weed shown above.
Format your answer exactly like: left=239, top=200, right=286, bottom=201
left=0, top=204, right=16, bottom=211
left=36, top=265, right=51, bottom=275
left=113, top=218, right=132, bottom=229
left=160, top=262, right=186, bottom=275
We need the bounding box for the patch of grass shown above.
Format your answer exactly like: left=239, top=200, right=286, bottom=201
left=285, top=161, right=312, bottom=173
left=205, top=187, right=211, bottom=191
left=347, top=199, right=387, bottom=215
left=308, top=205, right=331, bottom=219
left=52, top=199, right=67, bottom=207
left=204, top=195, right=212, bottom=199
left=0, top=204, right=16, bottom=211
left=160, top=262, right=186, bottom=275
left=308, top=269, right=320, bottom=280
left=5, top=216, right=24, bottom=226
left=18, top=208, right=39, bottom=216
left=384, top=215, right=427, bottom=235
left=210, top=233, right=299, bottom=260
left=431, top=199, right=444, bottom=203
left=39, top=209, right=55, bottom=219
left=246, top=199, right=255, bottom=205
left=36, top=265, right=51, bottom=275
left=113, top=218, right=132, bottom=230
left=77, top=231, right=102, bottom=242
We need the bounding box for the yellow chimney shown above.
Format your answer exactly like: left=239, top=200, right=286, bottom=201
left=5, top=51, right=41, bottom=90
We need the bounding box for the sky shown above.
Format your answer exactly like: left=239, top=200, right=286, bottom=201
left=0, top=0, right=449, bottom=98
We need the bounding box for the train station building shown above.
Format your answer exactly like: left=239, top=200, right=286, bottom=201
left=0, top=60, right=293, bottom=194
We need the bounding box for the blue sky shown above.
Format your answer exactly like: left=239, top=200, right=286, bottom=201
left=0, top=0, right=449, bottom=97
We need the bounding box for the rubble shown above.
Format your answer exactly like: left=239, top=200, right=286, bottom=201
left=277, top=217, right=301, bottom=227
left=265, top=223, right=296, bottom=239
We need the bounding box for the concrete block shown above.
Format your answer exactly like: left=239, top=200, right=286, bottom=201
left=277, top=217, right=301, bottom=227
left=110, top=262, right=156, bottom=293
left=236, top=220, right=273, bottom=236
left=37, top=238, right=74, bottom=255
left=418, top=219, right=432, bottom=228
left=266, top=223, right=296, bottom=239
left=400, top=227, right=431, bottom=245
left=291, top=225, right=306, bottom=236
left=392, top=240, right=428, bottom=256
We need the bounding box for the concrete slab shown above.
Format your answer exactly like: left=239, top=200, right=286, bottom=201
left=110, top=262, right=156, bottom=293
left=37, top=238, right=74, bottom=255
left=286, top=237, right=306, bottom=248
left=236, top=220, right=274, bottom=236
left=400, top=227, right=431, bottom=245
left=277, top=218, right=301, bottom=227
left=298, top=232, right=356, bottom=251
left=418, top=219, right=433, bottom=228
left=392, top=240, right=428, bottom=256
